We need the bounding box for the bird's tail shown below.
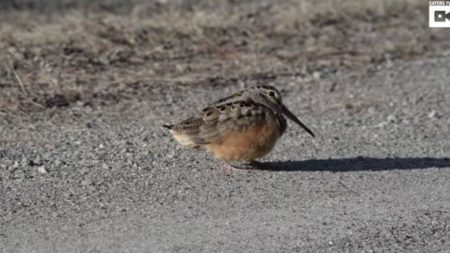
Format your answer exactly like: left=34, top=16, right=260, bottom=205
left=162, top=124, right=173, bottom=130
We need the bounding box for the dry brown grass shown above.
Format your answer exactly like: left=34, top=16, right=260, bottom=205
left=272, top=0, right=423, bottom=31
left=0, top=0, right=425, bottom=47
left=0, top=0, right=447, bottom=114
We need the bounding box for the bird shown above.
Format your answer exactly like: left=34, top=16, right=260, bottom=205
left=163, top=85, right=315, bottom=170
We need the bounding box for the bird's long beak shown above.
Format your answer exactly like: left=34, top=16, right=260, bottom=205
left=281, top=104, right=315, bottom=137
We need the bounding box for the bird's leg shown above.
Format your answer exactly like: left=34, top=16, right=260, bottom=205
left=223, top=162, right=250, bottom=173
left=222, top=161, right=272, bottom=173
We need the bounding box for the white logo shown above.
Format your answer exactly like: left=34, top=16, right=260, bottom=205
left=429, top=1, right=450, bottom=28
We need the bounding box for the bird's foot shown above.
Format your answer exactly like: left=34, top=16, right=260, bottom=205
left=223, top=163, right=251, bottom=173
left=222, top=161, right=274, bottom=173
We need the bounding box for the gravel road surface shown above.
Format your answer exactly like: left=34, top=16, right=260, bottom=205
left=1, top=55, right=450, bottom=252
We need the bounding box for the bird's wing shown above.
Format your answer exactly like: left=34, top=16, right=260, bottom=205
left=170, top=99, right=268, bottom=146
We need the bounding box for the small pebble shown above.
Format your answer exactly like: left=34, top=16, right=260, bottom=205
left=387, top=114, right=396, bottom=122
left=54, top=160, right=62, bottom=166
left=37, top=166, right=47, bottom=174
left=313, top=71, right=321, bottom=79
left=428, top=110, right=437, bottom=118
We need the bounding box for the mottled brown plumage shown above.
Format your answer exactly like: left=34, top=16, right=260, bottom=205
left=164, top=85, right=314, bottom=164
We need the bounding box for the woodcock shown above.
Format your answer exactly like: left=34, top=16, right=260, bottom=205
left=164, top=85, right=314, bottom=167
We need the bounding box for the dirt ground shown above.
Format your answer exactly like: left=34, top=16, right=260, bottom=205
left=1, top=1, right=450, bottom=252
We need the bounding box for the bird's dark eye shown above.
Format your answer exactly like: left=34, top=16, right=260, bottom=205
left=267, top=91, right=276, bottom=98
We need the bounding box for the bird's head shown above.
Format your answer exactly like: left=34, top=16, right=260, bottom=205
left=247, top=85, right=315, bottom=137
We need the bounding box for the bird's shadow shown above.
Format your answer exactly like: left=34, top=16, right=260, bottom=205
left=249, top=156, right=450, bottom=172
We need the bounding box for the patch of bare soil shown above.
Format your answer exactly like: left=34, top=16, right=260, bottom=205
left=0, top=0, right=449, bottom=113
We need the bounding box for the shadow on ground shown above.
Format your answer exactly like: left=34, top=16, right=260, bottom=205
left=251, top=157, right=450, bottom=172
